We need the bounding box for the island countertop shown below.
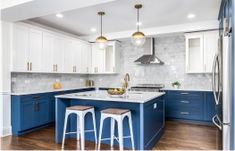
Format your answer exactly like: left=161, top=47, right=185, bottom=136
left=55, top=90, right=165, bottom=103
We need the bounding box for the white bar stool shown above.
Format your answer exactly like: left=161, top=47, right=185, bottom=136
left=61, top=105, right=97, bottom=150
left=98, top=108, right=135, bottom=150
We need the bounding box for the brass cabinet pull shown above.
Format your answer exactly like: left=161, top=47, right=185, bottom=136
left=27, top=62, right=29, bottom=71
left=30, top=62, right=32, bottom=71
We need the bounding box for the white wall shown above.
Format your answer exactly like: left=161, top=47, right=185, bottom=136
left=0, top=21, right=12, bottom=137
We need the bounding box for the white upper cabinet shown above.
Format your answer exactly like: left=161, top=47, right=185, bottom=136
left=53, top=36, right=65, bottom=72
left=42, top=32, right=54, bottom=72
left=203, top=31, right=219, bottom=73
left=11, top=23, right=119, bottom=74
left=28, top=29, right=43, bottom=72
left=91, top=41, right=120, bottom=74
left=80, top=42, right=91, bottom=73
left=12, top=24, right=29, bottom=72
left=12, top=24, right=42, bottom=72
left=185, top=31, right=219, bottom=73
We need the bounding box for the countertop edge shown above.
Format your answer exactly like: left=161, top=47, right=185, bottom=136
left=11, top=87, right=94, bottom=96
left=55, top=91, right=166, bottom=104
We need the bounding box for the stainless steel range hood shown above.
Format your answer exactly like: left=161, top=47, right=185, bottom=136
left=134, top=38, right=164, bottom=64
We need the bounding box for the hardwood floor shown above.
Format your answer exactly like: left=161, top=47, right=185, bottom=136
left=0, top=121, right=217, bottom=150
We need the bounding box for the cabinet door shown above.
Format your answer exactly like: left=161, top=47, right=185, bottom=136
left=42, top=32, right=54, bottom=72
left=64, top=40, right=74, bottom=73
left=20, top=100, right=35, bottom=130
left=185, top=33, right=204, bottom=73
left=53, top=36, right=65, bottom=72
left=81, top=42, right=91, bottom=73
left=12, top=24, right=29, bottom=72
left=72, top=41, right=82, bottom=73
left=91, top=43, right=105, bottom=73
left=28, top=29, right=43, bottom=72
left=33, top=98, right=49, bottom=126
left=203, top=31, right=219, bottom=73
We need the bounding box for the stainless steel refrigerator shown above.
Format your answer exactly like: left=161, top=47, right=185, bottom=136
left=212, top=26, right=232, bottom=150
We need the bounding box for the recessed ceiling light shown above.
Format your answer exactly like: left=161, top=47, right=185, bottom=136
left=90, top=28, right=97, bottom=32
left=187, top=13, right=196, bottom=19
left=136, top=22, right=142, bottom=26
left=56, top=13, right=64, bottom=18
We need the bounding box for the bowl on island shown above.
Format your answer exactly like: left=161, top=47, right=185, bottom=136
left=107, top=88, right=126, bottom=96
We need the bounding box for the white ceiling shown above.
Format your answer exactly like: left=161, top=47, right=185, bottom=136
left=29, top=0, right=221, bottom=36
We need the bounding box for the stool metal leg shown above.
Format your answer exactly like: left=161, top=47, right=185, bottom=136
left=62, top=111, right=69, bottom=149
left=77, top=115, right=80, bottom=141
left=98, top=115, right=104, bottom=150
left=128, top=113, right=135, bottom=150
left=79, top=114, right=85, bottom=150
left=110, top=118, right=115, bottom=147
left=117, top=117, right=123, bottom=150
left=91, top=110, right=98, bottom=144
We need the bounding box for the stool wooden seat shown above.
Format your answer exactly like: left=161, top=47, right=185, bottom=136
left=101, top=108, right=129, bottom=115
left=67, top=105, right=93, bottom=111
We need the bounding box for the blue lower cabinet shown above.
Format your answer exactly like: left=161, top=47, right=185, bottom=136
left=165, top=90, right=215, bottom=124
left=11, top=88, right=93, bottom=135
left=12, top=94, right=51, bottom=135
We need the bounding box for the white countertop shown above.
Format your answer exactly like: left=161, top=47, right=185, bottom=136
left=11, top=87, right=94, bottom=96
left=55, top=90, right=165, bottom=104
left=162, top=88, right=212, bottom=92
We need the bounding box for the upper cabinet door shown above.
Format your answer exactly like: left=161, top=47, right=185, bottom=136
left=203, top=31, right=219, bottom=73
left=81, top=42, right=91, bottom=73
left=53, top=36, right=65, bottom=73
left=12, top=24, right=29, bottom=72
left=72, top=41, right=82, bottom=73
left=28, top=29, right=43, bottom=72
left=64, top=40, right=74, bottom=73
left=42, top=32, right=54, bottom=72
left=185, top=33, right=204, bottom=73
left=91, top=43, right=105, bottom=73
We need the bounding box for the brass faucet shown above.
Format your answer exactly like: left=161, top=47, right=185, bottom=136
left=123, top=73, right=130, bottom=89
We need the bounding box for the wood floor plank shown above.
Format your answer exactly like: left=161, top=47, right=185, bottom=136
left=0, top=121, right=218, bottom=150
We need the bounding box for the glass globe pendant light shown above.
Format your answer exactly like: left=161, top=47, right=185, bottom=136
left=131, top=4, right=146, bottom=47
left=96, top=11, right=108, bottom=49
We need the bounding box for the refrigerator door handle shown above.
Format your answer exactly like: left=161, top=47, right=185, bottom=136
left=212, top=115, right=222, bottom=130
left=212, top=54, right=219, bottom=105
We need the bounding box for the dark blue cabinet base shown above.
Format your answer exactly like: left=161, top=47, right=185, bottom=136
left=11, top=88, right=93, bottom=136
left=164, top=90, right=216, bottom=125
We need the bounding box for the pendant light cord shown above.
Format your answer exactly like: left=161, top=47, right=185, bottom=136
left=101, top=14, right=103, bottom=36
left=137, top=8, right=139, bottom=32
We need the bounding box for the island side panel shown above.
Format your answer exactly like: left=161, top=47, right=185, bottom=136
left=55, top=98, right=71, bottom=143
left=143, top=96, right=165, bottom=150
left=69, top=99, right=142, bottom=150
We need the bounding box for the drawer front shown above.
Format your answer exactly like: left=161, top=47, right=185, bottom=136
left=166, top=98, right=203, bottom=108
left=167, top=91, right=203, bottom=100
left=166, top=108, right=203, bottom=120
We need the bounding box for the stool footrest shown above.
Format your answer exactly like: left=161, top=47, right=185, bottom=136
left=65, top=129, right=95, bottom=135
left=100, top=135, right=132, bottom=141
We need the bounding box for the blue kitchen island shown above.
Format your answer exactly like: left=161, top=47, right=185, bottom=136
left=55, top=90, right=165, bottom=150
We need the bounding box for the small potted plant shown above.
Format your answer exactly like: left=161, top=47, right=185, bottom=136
left=172, top=81, right=181, bottom=89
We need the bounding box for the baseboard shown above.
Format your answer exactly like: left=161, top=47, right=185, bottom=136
left=0, top=126, right=12, bottom=137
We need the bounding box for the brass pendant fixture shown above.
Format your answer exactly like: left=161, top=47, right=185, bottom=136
left=131, top=4, right=146, bottom=47
left=96, top=11, right=108, bottom=49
